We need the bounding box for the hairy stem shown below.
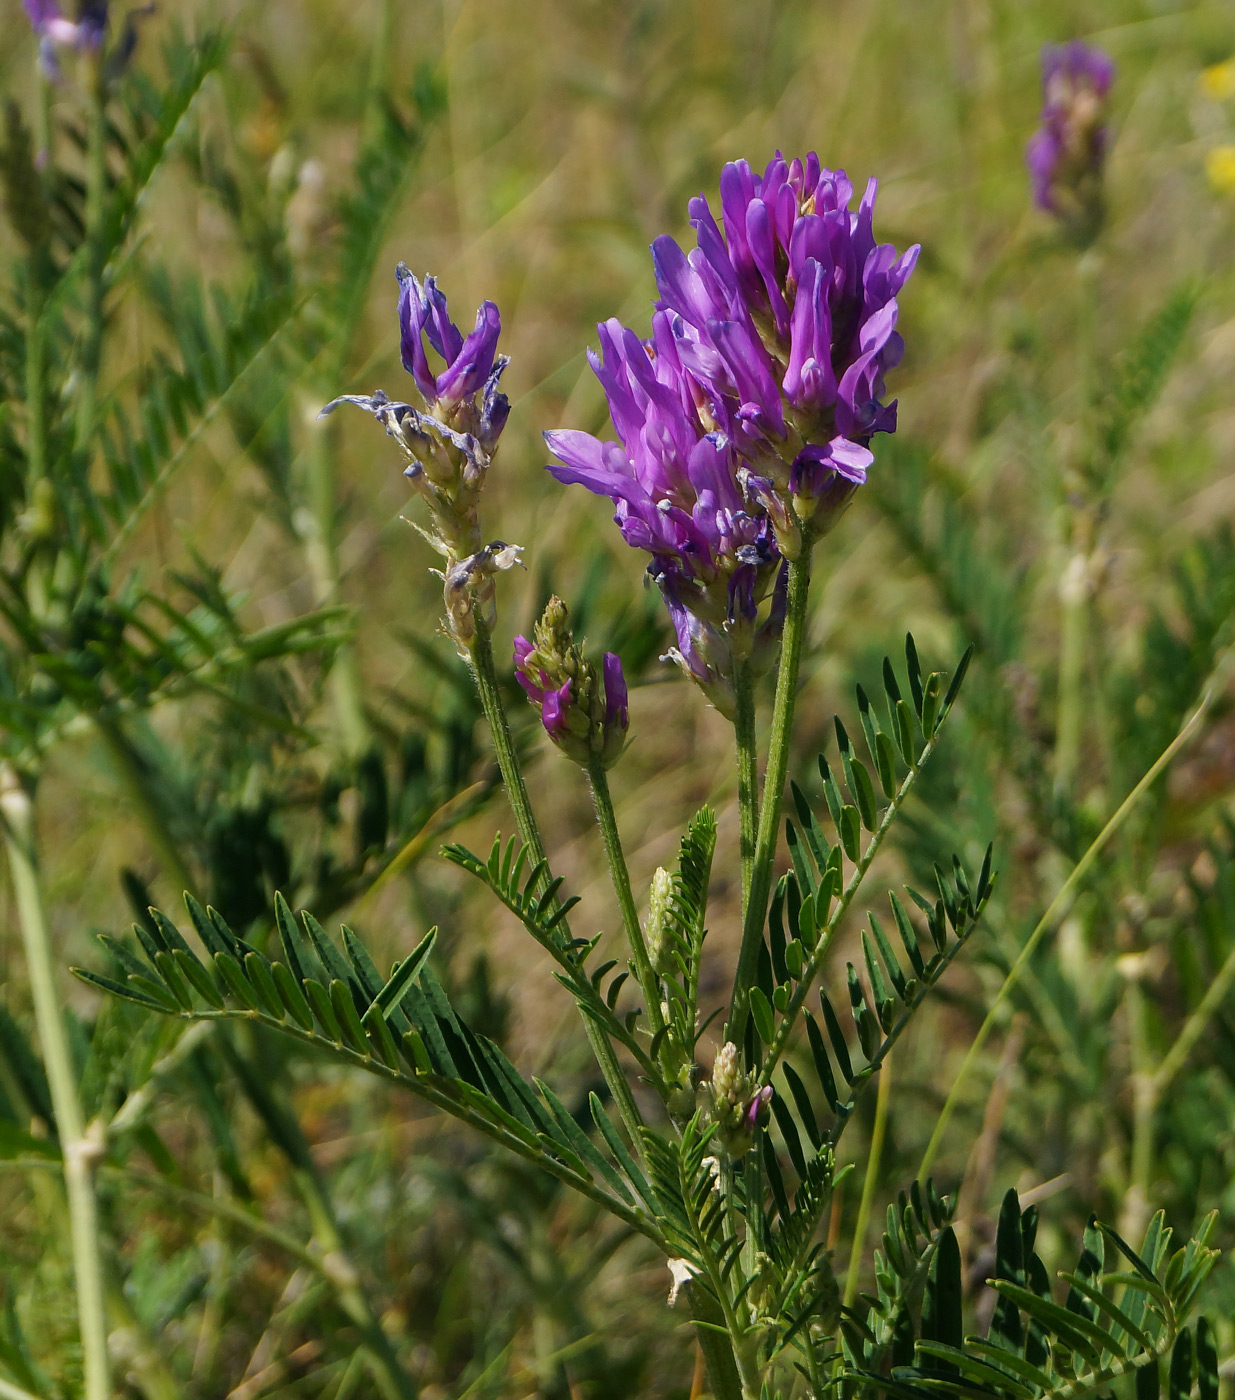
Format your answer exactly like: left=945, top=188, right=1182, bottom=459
left=843, top=1054, right=892, bottom=1308
left=919, top=676, right=1217, bottom=1181
left=587, top=757, right=665, bottom=1041
left=0, top=766, right=111, bottom=1400
left=728, top=551, right=813, bottom=1045
left=733, top=658, right=758, bottom=911
left=468, top=619, right=645, bottom=1142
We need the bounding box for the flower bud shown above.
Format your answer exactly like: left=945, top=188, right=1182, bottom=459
left=706, top=1041, right=774, bottom=1157
left=513, top=597, right=629, bottom=769
left=644, top=866, right=675, bottom=977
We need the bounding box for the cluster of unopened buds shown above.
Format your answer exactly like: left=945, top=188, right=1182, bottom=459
left=512, top=597, right=628, bottom=770
left=707, top=1041, right=773, bottom=1157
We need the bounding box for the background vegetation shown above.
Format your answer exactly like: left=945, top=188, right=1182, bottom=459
left=2, top=0, right=1235, bottom=1395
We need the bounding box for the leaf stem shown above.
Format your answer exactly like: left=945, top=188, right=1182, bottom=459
left=586, top=756, right=665, bottom=1041
left=0, top=765, right=111, bottom=1400
left=919, top=677, right=1216, bottom=1181
left=757, top=732, right=940, bottom=1088
left=468, top=619, right=646, bottom=1143
left=728, top=551, right=813, bottom=1045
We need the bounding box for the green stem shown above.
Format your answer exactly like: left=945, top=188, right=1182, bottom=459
left=688, top=1285, right=746, bottom=1400
left=727, top=551, right=813, bottom=1045
left=0, top=765, right=111, bottom=1400
left=918, top=678, right=1216, bottom=1181
left=733, top=658, right=758, bottom=913
left=468, top=620, right=645, bottom=1144
left=586, top=757, right=665, bottom=1041
left=1123, top=973, right=1154, bottom=1242
left=1154, top=936, right=1235, bottom=1095
left=75, top=54, right=108, bottom=454
left=843, top=1053, right=892, bottom=1308
left=296, top=1167, right=417, bottom=1400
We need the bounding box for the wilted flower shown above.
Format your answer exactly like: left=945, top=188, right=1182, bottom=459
left=321, top=266, right=517, bottom=656
left=546, top=153, right=915, bottom=714
left=1027, top=41, right=1115, bottom=239
left=513, top=597, right=628, bottom=769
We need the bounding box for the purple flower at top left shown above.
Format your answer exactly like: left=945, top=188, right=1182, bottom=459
left=24, top=1, right=106, bottom=80
left=322, top=266, right=520, bottom=656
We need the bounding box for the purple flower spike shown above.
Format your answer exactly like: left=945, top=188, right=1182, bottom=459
left=514, top=599, right=629, bottom=769
left=545, top=152, right=916, bottom=714
left=1027, top=40, right=1114, bottom=238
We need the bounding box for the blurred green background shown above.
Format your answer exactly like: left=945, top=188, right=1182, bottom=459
left=3, top=0, right=1235, bottom=1395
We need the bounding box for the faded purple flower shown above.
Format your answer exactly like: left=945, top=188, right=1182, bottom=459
left=514, top=598, right=628, bottom=769
left=1027, top=41, right=1114, bottom=237
left=24, top=0, right=105, bottom=80
left=320, top=267, right=518, bottom=656
left=546, top=152, right=916, bottom=713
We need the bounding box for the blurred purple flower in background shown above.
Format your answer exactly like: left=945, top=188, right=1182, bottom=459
left=547, top=152, right=917, bottom=711
left=1027, top=40, right=1114, bottom=238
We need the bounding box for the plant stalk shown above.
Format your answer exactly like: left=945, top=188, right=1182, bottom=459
left=586, top=756, right=665, bottom=1041
left=0, top=765, right=111, bottom=1400
left=727, top=550, right=813, bottom=1045
left=733, top=658, right=758, bottom=911
left=468, top=619, right=645, bottom=1143
left=688, top=1285, right=745, bottom=1400
left=919, top=676, right=1216, bottom=1181
left=843, top=1053, right=892, bottom=1307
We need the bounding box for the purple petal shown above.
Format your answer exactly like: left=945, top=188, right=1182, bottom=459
left=602, top=653, right=628, bottom=729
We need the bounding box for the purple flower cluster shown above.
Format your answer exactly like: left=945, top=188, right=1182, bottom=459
left=546, top=153, right=917, bottom=712
left=513, top=598, right=629, bottom=769
left=1027, top=41, right=1115, bottom=236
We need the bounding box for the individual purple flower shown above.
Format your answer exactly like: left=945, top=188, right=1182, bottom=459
left=1027, top=41, right=1114, bottom=238
left=513, top=598, right=628, bottom=769
left=397, top=265, right=509, bottom=446
left=321, top=267, right=519, bottom=656
left=24, top=1, right=105, bottom=80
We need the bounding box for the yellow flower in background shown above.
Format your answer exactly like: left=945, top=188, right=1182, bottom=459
left=1205, top=145, right=1235, bottom=195
left=1201, top=58, right=1235, bottom=100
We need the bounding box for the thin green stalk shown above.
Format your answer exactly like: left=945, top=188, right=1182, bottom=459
left=733, top=658, right=758, bottom=911
left=688, top=1285, right=745, bottom=1400
left=296, top=1167, right=417, bottom=1400
left=919, top=681, right=1215, bottom=1181
left=843, top=1054, right=892, bottom=1308
left=1154, top=933, right=1235, bottom=1095
left=727, top=551, right=813, bottom=1045
left=468, top=619, right=645, bottom=1144
left=75, top=53, right=108, bottom=454
left=1123, top=974, right=1155, bottom=1243
left=0, top=765, right=110, bottom=1400
left=586, top=757, right=665, bottom=1041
